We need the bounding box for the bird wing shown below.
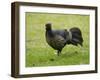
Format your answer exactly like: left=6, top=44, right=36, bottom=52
left=48, top=35, right=66, bottom=50
left=46, top=29, right=67, bottom=50
left=53, top=30, right=66, bottom=39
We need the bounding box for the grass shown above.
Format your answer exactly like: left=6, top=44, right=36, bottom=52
left=25, top=12, right=90, bottom=67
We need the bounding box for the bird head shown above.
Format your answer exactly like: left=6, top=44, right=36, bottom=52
left=45, top=23, right=52, bottom=31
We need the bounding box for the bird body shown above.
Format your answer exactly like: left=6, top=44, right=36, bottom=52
left=46, top=28, right=68, bottom=56
left=46, top=30, right=67, bottom=50
left=45, top=23, right=83, bottom=56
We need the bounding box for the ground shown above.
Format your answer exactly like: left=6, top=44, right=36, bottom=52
left=25, top=12, right=90, bottom=67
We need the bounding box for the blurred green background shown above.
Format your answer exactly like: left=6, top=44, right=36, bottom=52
left=25, top=12, right=90, bottom=67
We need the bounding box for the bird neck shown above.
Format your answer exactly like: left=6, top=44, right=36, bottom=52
left=46, top=30, right=54, bottom=37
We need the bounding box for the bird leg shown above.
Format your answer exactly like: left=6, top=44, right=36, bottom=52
left=57, top=50, right=61, bottom=56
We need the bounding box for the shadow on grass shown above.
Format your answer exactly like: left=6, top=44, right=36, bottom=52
left=48, top=51, right=79, bottom=62
left=60, top=51, right=79, bottom=58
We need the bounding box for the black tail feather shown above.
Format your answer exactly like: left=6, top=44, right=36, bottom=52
left=69, top=27, right=83, bottom=46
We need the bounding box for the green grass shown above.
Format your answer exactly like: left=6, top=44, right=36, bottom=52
left=25, top=12, right=90, bottom=67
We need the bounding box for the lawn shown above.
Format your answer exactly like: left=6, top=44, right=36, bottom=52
left=25, top=12, right=90, bottom=67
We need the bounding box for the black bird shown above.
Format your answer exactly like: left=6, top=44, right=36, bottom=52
left=45, top=23, right=83, bottom=56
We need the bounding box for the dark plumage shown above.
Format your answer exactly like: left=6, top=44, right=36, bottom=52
left=45, top=23, right=83, bottom=56
left=69, top=27, right=83, bottom=46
